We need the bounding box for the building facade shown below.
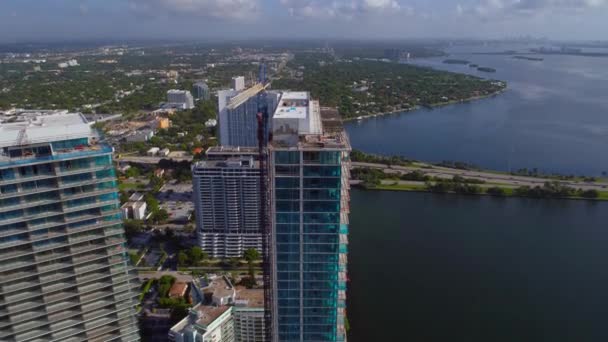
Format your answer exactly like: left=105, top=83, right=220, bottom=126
left=193, top=82, right=211, bottom=101
left=192, top=149, right=262, bottom=258
left=269, top=93, right=350, bottom=342
left=218, top=87, right=280, bottom=148
left=0, top=111, right=140, bottom=342
left=167, top=90, right=195, bottom=110
left=232, top=76, right=245, bottom=91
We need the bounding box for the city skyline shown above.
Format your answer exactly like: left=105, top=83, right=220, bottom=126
left=0, top=0, right=607, bottom=43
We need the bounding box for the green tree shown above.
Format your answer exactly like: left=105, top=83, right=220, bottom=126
left=177, top=251, right=189, bottom=267
left=124, top=219, right=144, bottom=237
left=243, top=248, right=261, bottom=263
left=188, top=247, right=208, bottom=265
left=151, top=209, right=170, bottom=224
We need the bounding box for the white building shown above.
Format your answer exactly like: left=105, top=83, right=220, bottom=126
left=167, top=90, right=195, bottom=110
left=121, top=201, right=147, bottom=220
left=192, top=148, right=263, bottom=259
left=147, top=147, right=160, bottom=156
left=159, top=148, right=171, bottom=157
left=169, top=276, right=265, bottom=342
left=231, top=76, right=245, bottom=91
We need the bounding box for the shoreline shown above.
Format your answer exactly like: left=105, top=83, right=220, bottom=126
left=356, top=183, right=608, bottom=202
left=342, top=87, right=507, bottom=122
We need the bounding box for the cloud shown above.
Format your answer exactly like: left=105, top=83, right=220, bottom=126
left=467, top=0, right=607, bottom=18
left=280, top=0, right=408, bottom=19
left=129, top=0, right=259, bottom=20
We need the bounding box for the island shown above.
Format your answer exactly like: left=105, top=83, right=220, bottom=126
left=513, top=56, right=544, bottom=61
left=443, top=59, right=470, bottom=65
left=477, top=67, right=497, bottom=73
left=273, top=53, right=507, bottom=120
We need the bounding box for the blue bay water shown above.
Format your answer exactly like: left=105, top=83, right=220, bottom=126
left=345, top=45, right=608, bottom=175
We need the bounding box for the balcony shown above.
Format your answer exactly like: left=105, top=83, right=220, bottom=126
left=0, top=145, right=113, bottom=169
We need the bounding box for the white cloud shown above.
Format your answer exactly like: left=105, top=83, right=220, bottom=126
left=280, top=0, right=408, bottom=19
left=468, top=0, right=607, bottom=18
left=129, top=0, right=259, bottom=20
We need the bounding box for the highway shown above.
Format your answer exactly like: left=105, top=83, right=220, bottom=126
left=352, top=162, right=608, bottom=191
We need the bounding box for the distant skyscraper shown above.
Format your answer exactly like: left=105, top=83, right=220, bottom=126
left=0, top=110, right=140, bottom=342
left=193, top=82, right=210, bottom=101
left=167, top=89, right=195, bottom=109
left=232, top=76, right=246, bottom=91
left=269, top=93, right=351, bottom=342
left=218, top=85, right=280, bottom=148
left=192, top=147, right=263, bottom=258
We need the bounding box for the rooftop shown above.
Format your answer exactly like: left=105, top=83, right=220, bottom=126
left=271, top=105, right=350, bottom=151
left=169, top=282, right=188, bottom=298
left=273, top=91, right=310, bottom=120
left=0, top=110, right=95, bottom=148
left=194, top=157, right=259, bottom=170
left=205, top=275, right=235, bottom=300
left=234, top=286, right=264, bottom=308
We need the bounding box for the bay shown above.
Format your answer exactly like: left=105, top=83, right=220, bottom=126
left=345, top=44, right=608, bottom=176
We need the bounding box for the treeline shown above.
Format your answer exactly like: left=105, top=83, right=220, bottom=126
left=351, top=168, right=485, bottom=189
left=513, top=182, right=599, bottom=199
left=351, top=150, right=413, bottom=166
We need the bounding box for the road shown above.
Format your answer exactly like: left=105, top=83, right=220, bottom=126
left=118, top=155, right=193, bottom=164
left=352, top=162, right=608, bottom=191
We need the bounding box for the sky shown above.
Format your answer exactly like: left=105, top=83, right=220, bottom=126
left=0, top=0, right=607, bottom=43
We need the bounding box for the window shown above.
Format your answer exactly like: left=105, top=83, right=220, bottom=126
left=275, top=151, right=300, bottom=164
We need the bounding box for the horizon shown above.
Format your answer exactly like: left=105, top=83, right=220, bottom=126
left=1, top=0, right=608, bottom=44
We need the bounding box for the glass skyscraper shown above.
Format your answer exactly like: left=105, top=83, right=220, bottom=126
left=269, top=94, right=350, bottom=342
left=0, top=111, right=140, bottom=342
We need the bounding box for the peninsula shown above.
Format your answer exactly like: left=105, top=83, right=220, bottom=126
left=273, top=53, right=507, bottom=119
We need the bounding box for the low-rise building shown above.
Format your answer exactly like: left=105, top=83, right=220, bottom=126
left=121, top=201, right=147, bottom=220
left=169, top=282, right=189, bottom=299
left=160, top=148, right=171, bottom=157
left=148, top=147, right=160, bottom=156
left=126, top=128, right=155, bottom=142
left=158, top=117, right=171, bottom=129
left=169, top=275, right=265, bottom=342
left=155, top=168, right=166, bottom=178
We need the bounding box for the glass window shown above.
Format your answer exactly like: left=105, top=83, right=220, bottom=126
left=277, top=253, right=300, bottom=263
left=0, top=184, right=18, bottom=194
left=276, top=189, right=300, bottom=200
left=303, top=213, right=340, bottom=224
left=277, top=224, right=300, bottom=234
left=303, top=151, right=340, bottom=164
left=276, top=201, right=300, bottom=213
left=276, top=213, right=300, bottom=224
left=276, top=165, right=300, bottom=176
left=303, top=178, right=341, bottom=189
left=275, top=151, right=300, bottom=164
left=304, top=166, right=341, bottom=177
left=304, top=244, right=338, bottom=254
left=277, top=243, right=301, bottom=254
left=303, top=201, right=340, bottom=213
left=303, top=234, right=338, bottom=244
left=304, top=224, right=339, bottom=234
left=276, top=178, right=300, bottom=189
left=277, top=234, right=300, bottom=244
left=0, top=168, right=15, bottom=181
